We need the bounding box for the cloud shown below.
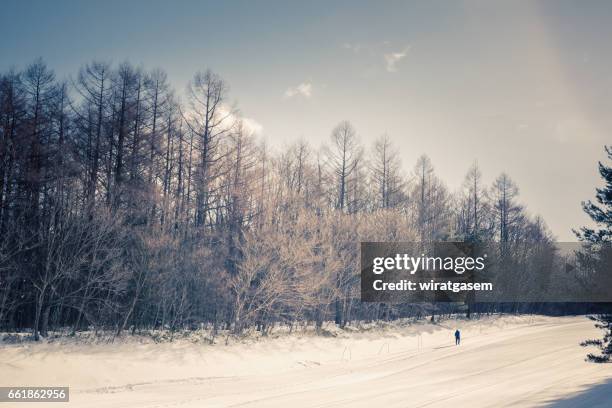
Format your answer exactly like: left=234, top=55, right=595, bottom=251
left=241, top=116, right=264, bottom=136
left=384, top=47, right=410, bottom=72
left=182, top=102, right=263, bottom=137
left=210, top=105, right=264, bottom=136
left=343, top=43, right=362, bottom=53
left=284, top=82, right=313, bottom=99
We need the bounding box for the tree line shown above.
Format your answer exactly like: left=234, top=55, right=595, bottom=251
left=0, top=59, right=554, bottom=340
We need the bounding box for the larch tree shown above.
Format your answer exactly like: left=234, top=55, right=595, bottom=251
left=326, top=120, right=362, bottom=212
left=185, top=69, right=232, bottom=230
left=370, top=134, right=406, bottom=209
left=490, top=173, right=523, bottom=244
left=457, top=161, right=491, bottom=241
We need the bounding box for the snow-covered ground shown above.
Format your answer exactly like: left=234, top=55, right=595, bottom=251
left=1, top=316, right=610, bottom=407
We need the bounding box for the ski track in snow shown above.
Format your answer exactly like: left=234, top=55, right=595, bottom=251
left=1, top=316, right=611, bottom=408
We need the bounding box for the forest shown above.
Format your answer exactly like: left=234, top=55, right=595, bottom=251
left=0, top=59, right=559, bottom=340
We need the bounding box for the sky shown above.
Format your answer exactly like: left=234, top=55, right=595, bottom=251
left=2, top=0, right=611, bottom=240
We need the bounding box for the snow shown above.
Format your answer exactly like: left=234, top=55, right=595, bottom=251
left=1, top=316, right=610, bottom=407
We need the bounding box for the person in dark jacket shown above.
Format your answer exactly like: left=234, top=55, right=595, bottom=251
left=455, top=329, right=461, bottom=345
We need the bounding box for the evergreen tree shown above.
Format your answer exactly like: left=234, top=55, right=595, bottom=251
left=576, top=145, right=612, bottom=363
left=576, top=146, right=612, bottom=243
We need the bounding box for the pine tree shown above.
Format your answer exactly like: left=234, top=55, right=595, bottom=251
left=576, top=145, right=612, bottom=363
left=576, top=146, right=612, bottom=243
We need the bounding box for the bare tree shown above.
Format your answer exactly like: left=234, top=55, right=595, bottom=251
left=371, top=134, right=406, bottom=209
left=184, top=69, right=233, bottom=229
left=73, top=61, right=112, bottom=213
left=456, top=161, right=492, bottom=241
left=412, top=155, right=451, bottom=241
left=325, top=121, right=362, bottom=212
left=490, top=173, right=523, bottom=243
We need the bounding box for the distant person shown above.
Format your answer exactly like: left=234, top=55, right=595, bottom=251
left=455, top=329, right=461, bottom=345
